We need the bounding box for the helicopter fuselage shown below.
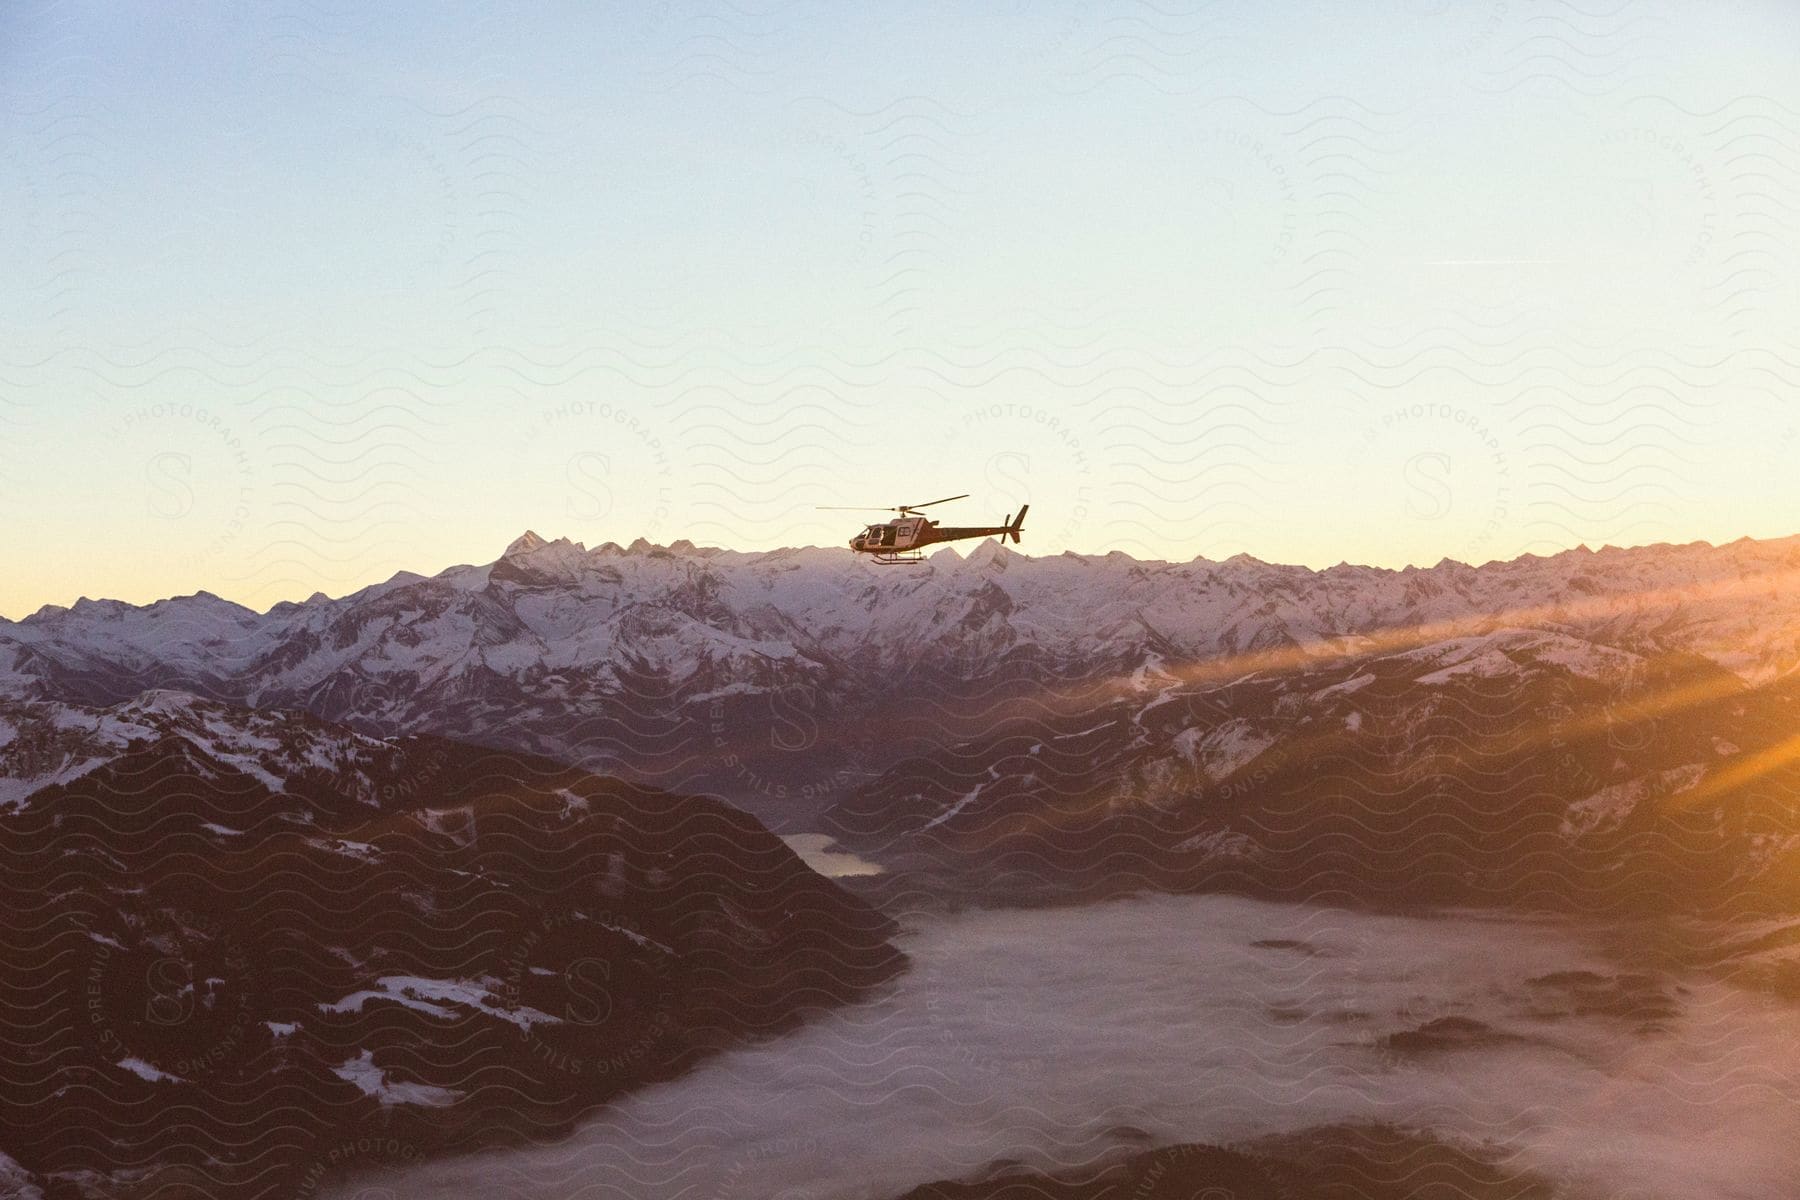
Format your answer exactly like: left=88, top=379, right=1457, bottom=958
left=849, top=506, right=1027, bottom=561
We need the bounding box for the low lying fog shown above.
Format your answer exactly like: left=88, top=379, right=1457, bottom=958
left=351, top=894, right=1800, bottom=1200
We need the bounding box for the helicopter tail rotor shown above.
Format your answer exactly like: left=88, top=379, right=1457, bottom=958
left=1007, top=504, right=1028, bottom=544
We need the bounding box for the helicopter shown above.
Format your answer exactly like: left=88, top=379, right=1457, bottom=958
left=821, top=494, right=1028, bottom=564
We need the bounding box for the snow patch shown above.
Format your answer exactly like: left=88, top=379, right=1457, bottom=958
left=331, top=1049, right=458, bottom=1107
left=1316, top=673, right=1376, bottom=698
left=117, top=1057, right=183, bottom=1084
left=1418, top=649, right=1518, bottom=685
left=921, top=785, right=983, bottom=832
left=1172, top=828, right=1262, bottom=859
left=596, top=921, right=675, bottom=956
left=308, top=837, right=380, bottom=861
left=322, top=975, right=558, bottom=1030
left=0, top=1151, right=44, bottom=1200
left=1558, top=770, right=1704, bottom=838
left=1562, top=780, right=1645, bottom=837
left=1173, top=720, right=1276, bottom=782
left=418, top=806, right=478, bottom=846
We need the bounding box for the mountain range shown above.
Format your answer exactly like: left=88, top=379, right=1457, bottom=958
left=8, top=530, right=1800, bottom=832
left=8, top=532, right=1800, bottom=901
left=8, top=530, right=1800, bottom=1195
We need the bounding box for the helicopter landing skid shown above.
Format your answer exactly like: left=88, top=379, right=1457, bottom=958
left=871, top=550, right=925, bottom=565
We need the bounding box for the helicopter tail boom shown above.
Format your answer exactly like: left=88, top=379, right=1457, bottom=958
left=1007, top=504, right=1029, bottom=544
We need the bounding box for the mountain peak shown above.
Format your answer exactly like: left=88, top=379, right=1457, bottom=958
left=964, top=539, right=1013, bottom=569
left=491, top=530, right=591, bottom=585
left=504, top=530, right=549, bottom=557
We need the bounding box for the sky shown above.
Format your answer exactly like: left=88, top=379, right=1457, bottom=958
left=3, top=0, right=1800, bottom=617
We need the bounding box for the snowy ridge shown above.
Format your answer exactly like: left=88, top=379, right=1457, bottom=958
left=0, top=690, right=407, bottom=811
left=5, top=530, right=1800, bottom=823
left=8, top=531, right=1800, bottom=691
left=821, top=606, right=1800, bottom=914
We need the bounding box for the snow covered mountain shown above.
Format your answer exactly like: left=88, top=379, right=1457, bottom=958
left=5, top=530, right=1800, bottom=832
left=6, top=532, right=1800, bottom=1192
left=0, top=692, right=900, bottom=1198
left=823, top=624, right=1800, bottom=915
left=0, top=689, right=424, bottom=812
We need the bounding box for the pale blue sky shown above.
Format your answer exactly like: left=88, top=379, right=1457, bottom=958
left=4, top=1, right=1799, bottom=615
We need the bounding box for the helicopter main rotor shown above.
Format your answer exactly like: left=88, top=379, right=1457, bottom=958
left=816, top=493, right=969, bottom=518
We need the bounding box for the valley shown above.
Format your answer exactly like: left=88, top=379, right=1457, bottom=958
left=6, top=532, right=1800, bottom=1198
